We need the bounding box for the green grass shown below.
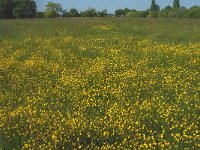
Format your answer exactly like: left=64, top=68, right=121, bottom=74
left=0, top=18, right=200, bottom=43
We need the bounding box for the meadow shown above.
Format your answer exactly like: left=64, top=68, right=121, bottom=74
left=0, top=18, right=200, bottom=149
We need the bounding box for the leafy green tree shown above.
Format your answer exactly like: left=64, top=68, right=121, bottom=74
left=159, top=5, right=172, bottom=17
left=44, top=10, right=57, bottom=18
left=115, top=8, right=130, bottom=17
left=86, top=8, right=97, bottom=17
left=68, top=8, right=79, bottom=17
left=169, top=7, right=188, bottom=18
left=80, top=8, right=97, bottom=17
left=148, top=11, right=159, bottom=18
left=151, top=0, right=156, bottom=11
left=188, top=6, right=200, bottom=18
left=13, top=0, right=36, bottom=18
left=150, top=0, right=160, bottom=11
left=44, top=2, right=62, bottom=18
left=115, top=9, right=126, bottom=17
left=61, top=9, right=68, bottom=17
left=173, top=0, right=180, bottom=8
left=124, top=8, right=130, bottom=14
left=126, top=10, right=148, bottom=18
left=97, top=9, right=107, bottom=17
left=36, top=12, right=44, bottom=18
left=165, top=5, right=172, bottom=11
left=0, top=0, right=14, bottom=18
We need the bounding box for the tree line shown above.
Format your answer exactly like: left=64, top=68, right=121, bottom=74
left=0, top=0, right=200, bottom=19
left=123, top=0, right=200, bottom=18
left=0, top=0, right=36, bottom=18
left=38, top=2, right=108, bottom=18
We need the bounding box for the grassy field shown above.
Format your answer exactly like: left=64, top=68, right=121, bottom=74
left=0, top=18, right=200, bottom=149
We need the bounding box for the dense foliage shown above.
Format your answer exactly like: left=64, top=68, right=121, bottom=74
left=115, top=0, right=200, bottom=18
left=67, top=8, right=79, bottom=17
left=13, top=0, right=36, bottom=18
left=80, top=8, right=97, bottom=17
left=0, top=0, right=13, bottom=18
left=150, top=0, right=160, bottom=11
left=36, top=11, right=44, bottom=18
left=44, top=2, right=62, bottom=18
left=0, top=0, right=36, bottom=18
left=173, top=0, right=180, bottom=8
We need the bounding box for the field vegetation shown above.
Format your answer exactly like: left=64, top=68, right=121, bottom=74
left=0, top=18, right=200, bottom=149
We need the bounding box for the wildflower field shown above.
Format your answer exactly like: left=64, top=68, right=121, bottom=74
left=0, top=18, right=200, bottom=149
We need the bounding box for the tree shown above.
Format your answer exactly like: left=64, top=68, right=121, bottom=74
left=36, top=12, right=44, bottom=18
left=0, top=0, right=14, bottom=18
left=165, top=5, right=172, bottom=11
left=13, top=0, right=36, bottom=18
left=114, top=8, right=131, bottom=17
left=169, top=7, right=188, bottom=18
left=97, top=9, right=107, bottom=17
left=44, top=2, right=62, bottom=18
left=150, top=0, right=160, bottom=11
left=115, top=9, right=126, bottom=17
left=124, top=8, right=130, bottom=14
left=188, top=6, right=200, bottom=18
left=173, top=0, right=180, bottom=8
left=148, top=11, right=159, bottom=18
left=61, top=9, right=68, bottom=17
left=151, top=0, right=156, bottom=11
left=80, top=8, right=97, bottom=17
left=68, top=8, right=79, bottom=17
left=126, top=10, right=148, bottom=18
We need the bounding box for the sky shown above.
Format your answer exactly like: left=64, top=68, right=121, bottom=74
left=35, top=0, right=200, bottom=13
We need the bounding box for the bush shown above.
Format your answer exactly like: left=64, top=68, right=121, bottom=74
left=188, top=6, right=200, bottom=18
left=80, top=8, right=97, bottom=17
left=97, top=9, right=107, bottom=17
left=115, top=9, right=126, bottom=17
left=36, top=12, right=44, bottom=18
left=44, top=11, right=57, bottom=18
left=168, top=8, right=188, bottom=18
left=148, top=11, right=159, bottom=18
left=44, top=2, right=62, bottom=18
left=126, top=11, right=137, bottom=17
left=136, top=11, right=149, bottom=17
left=68, top=8, right=79, bottom=17
left=159, top=10, right=170, bottom=18
left=115, top=8, right=131, bottom=17
left=126, top=11, right=148, bottom=18
left=13, top=0, right=37, bottom=18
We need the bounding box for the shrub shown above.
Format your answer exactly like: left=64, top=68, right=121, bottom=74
left=68, top=8, right=79, bottom=17
left=97, top=9, right=107, bottom=17
left=168, top=8, right=188, bottom=18
left=126, top=11, right=138, bottom=17
left=44, top=2, right=62, bottom=18
left=115, top=9, right=126, bottom=17
left=80, top=8, right=97, bottom=17
left=159, top=10, right=170, bottom=18
left=188, top=6, right=200, bottom=18
left=148, top=11, right=159, bottom=18
left=36, top=12, right=44, bottom=18
left=44, top=11, right=57, bottom=18
left=126, top=11, right=148, bottom=18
